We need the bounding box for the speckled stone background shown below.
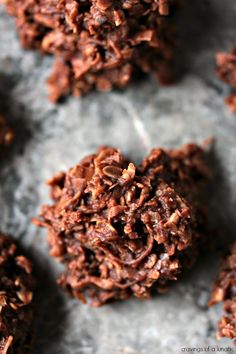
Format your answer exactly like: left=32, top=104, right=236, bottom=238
left=0, top=1, right=236, bottom=353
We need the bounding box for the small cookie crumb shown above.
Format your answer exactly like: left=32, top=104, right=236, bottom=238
left=0, top=115, right=14, bottom=147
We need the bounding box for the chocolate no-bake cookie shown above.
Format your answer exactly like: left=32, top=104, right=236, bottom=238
left=34, top=143, right=209, bottom=306
left=2, top=0, right=180, bottom=101
left=209, top=243, right=236, bottom=341
left=216, top=47, right=236, bottom=112
left=0, top=115, right=14, bottom=148
left=0, top=233, right=34, bottom=353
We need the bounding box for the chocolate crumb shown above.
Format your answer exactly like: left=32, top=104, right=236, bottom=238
left=216, top=47, right=236, bottom=113
left=209, top=243, right=236, bottom=341
left=0, top=116, right=14, bottom=148
left=34, top=143, right=209, bottom=306
left=2, top=0, right=180, bottom=101
left=0, top=232, right=35, bottom=353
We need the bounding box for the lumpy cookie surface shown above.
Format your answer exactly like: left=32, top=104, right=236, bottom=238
left=216, top=47, right=236, bottom=112
left=2, top=0, right=180, bottom=101
left=35, top=144, right=209, bottom=306
left=209, top=243, right=236, bottom=341
left=0, top=233, right=34, bottom=354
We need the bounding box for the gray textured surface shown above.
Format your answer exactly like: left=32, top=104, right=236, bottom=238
left=0, top=0, right=236, bottom=353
